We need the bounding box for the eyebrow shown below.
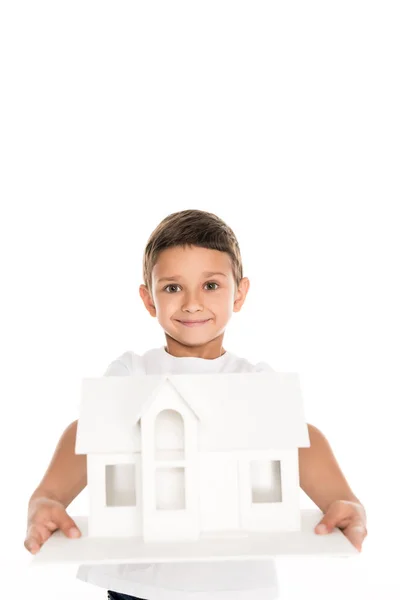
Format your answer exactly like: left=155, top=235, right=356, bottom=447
left=157, top=271, right=228, bottom=283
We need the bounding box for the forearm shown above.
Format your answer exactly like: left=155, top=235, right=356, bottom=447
left=299, top=424, right=361, bottom=513
left=29, top=420, right=87, bottom=509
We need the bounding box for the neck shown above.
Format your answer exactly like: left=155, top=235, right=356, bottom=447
left=164, top=333, right=226, bottom=359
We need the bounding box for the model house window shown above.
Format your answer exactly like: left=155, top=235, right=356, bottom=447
left=155, top=467, right=186, bottom=510
left=105, top=463, right=136, bottom=507
left=154, top=408, right=185, bottom=461
left=250, top=460, right=282, bottom=503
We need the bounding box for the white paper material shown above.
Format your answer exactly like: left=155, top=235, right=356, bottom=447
left=75, top=372, right=313, bottom=547
left=32, top=372, right=359, bottom=571
left=30, top=509, right=358, bottom=566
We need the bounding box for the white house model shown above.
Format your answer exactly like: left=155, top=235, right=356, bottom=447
left=75, top=371, right=311, bottom=543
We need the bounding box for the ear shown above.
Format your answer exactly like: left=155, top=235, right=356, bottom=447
left=233, top=277, right=250, bottom=313
left=139, top=284, right=157, bottom=317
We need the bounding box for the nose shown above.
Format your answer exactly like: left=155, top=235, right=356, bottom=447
left=181, top=290, right=204, bottom=313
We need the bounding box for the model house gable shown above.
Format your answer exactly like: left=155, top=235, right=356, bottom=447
left=133, top=376, right=202, bottom=425
left=139, top=377, right=201, bottom=463
left=75, top=372, right=310, bottom=457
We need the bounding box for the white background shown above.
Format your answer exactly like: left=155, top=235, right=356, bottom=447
left=1, top=1, right=399, bottom=598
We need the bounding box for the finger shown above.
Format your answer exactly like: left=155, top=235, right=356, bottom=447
left=45, top=520, right=59, bottom=532
left=24, top=536, right=40, bottom=554
left=315, top=501, right=352, bottom=534
left=344, top=524, right=368, bottom=552
left=24, top=527, right=58, bottom=554
left=50, top=506, right=81, bottom=538
left=40, top=523, right=57, bottom=543
left=24, top=524, right=45, bottom=554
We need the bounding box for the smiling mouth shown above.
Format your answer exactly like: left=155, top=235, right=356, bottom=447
left=177, top=319, right=211, bottom=327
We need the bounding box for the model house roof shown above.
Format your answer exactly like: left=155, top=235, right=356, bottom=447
left=75, top=372, right=310, bottom=454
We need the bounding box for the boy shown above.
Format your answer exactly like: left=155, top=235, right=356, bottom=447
left=25, top=209, right=367, bottom=600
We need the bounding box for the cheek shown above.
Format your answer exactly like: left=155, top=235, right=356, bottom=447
left=208, top=292, right=232, bottom=313
left=155, top=293, right=177, bottom=312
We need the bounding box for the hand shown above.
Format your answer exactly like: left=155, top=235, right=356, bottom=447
left=315, top=499, right=367, bottom=552
left=24, top=495, right=81, bottom=554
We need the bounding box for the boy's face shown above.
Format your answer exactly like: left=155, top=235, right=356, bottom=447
left=139, top=245, right=249, bottom=347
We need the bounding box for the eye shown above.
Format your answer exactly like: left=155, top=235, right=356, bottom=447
left=163, top=282, right=220, bottom=293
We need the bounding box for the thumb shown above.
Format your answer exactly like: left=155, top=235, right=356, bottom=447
left=51, top=507, right=81, bottom=538
left=315, top=505, right=341, bottom=534
left=315, top=520, right=332, bottom=534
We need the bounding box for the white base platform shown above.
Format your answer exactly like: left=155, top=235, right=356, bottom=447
left=31, top=509, right=358, bottom=566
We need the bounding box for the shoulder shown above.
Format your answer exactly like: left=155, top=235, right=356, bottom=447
left=253, top=360, right=276, bottom=373
left=104, top=346, right=165, bottom=375
left=103, top=350, right=142, bottom=376
left=103, top=348, right=163, bottom=375
left=225, top=351, right=276, bottom=373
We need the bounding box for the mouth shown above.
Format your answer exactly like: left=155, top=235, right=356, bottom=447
left=177, top=319, right=211, bottom=327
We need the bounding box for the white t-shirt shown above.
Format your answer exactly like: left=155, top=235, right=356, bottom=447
left=76, top=346, right=280, bottom=600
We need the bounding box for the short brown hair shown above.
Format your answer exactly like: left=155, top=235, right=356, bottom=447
left=142, top=209, right=243, bottom=293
